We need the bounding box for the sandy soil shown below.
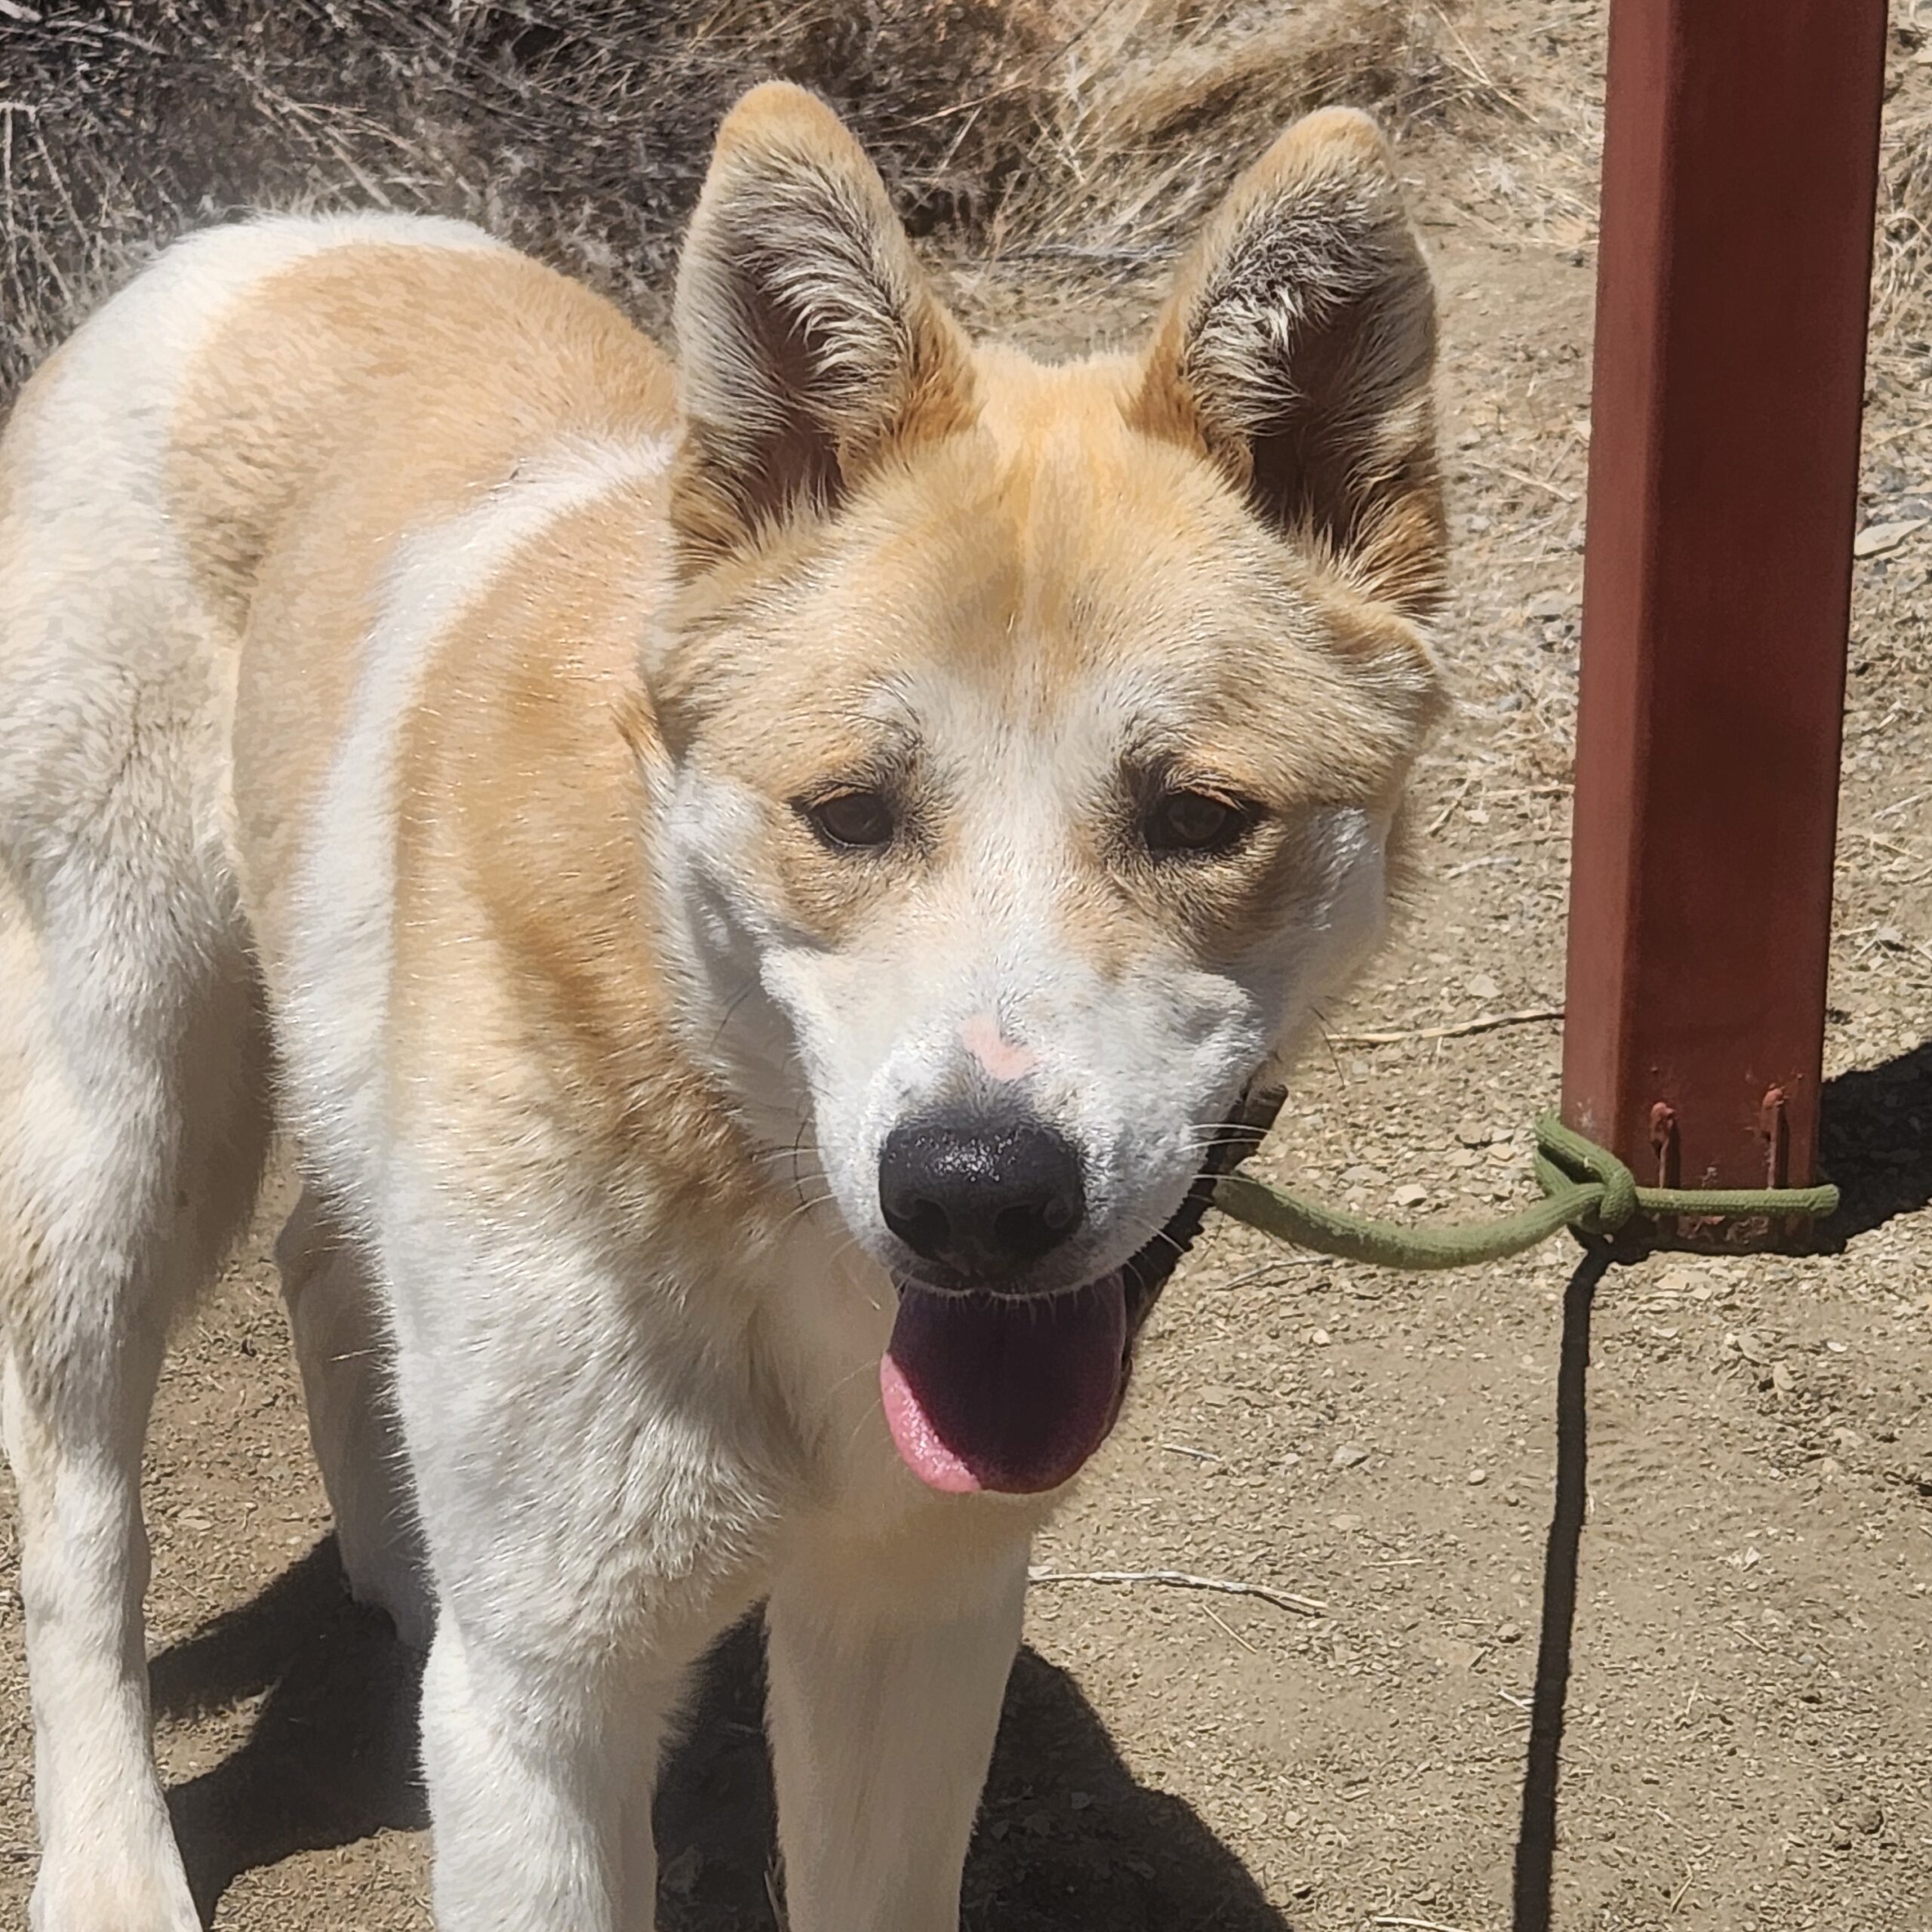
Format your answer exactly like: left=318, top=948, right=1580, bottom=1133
left=5, top=6, right=1932, bottom=1929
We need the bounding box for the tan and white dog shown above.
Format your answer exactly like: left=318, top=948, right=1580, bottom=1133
left=0, top=83, right=1443, bottom=1932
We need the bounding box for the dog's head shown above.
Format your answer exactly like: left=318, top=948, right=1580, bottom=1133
left=645, top=85, right=1444, bottom=1495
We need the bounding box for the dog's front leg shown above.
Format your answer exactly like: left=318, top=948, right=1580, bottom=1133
left=382, top=1200, right=777, bottom=1932
left=765, top=1524, right=1031, bottom=1931
left=420, top=1612, right=686, bottom=1932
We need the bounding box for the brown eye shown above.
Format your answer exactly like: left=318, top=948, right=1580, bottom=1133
left=802, top=789, right=897, bottom=851
left=1143, top=789, right=1254, bottom=857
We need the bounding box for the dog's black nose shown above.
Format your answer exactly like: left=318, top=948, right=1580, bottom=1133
left=878, top=1115, right=1086, bottom=1279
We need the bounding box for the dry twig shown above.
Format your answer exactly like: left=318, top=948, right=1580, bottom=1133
left=1329, top=1005, right=1565, bottom=1046
left=1026, top=1565, right=1329, bottom=1616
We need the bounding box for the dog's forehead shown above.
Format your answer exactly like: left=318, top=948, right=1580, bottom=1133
left=675, top=349, right=1429, bottom=811
left=809, top=355, right=1321, bottom=712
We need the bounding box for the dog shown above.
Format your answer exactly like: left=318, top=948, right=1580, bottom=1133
left=0, top=82, right=1444, bottom=1930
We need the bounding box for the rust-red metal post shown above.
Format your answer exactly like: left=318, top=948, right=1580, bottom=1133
left=1561, top=0, right=1889, bottom=1244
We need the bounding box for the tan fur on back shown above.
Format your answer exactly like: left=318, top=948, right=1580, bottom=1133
left=174, top=244, right=676, bottom=966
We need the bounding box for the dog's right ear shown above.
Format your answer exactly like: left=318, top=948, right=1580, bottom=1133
left=669, top=84, right=977, bottom=565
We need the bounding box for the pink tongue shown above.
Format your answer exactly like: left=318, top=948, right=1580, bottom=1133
left=880, top=1273, right=1128, bottom=1495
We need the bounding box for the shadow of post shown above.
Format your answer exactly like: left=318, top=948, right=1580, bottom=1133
left=1509, top=1241, right=1612, bottom=1932
left=150, top=1546, right=1293, bottom=1928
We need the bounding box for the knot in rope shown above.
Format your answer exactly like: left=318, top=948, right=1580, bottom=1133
left=1531, top=1115, right=1638, bottom=1235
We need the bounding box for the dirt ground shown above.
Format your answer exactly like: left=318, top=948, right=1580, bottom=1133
left=6, top=5, right=1932, bottom=1929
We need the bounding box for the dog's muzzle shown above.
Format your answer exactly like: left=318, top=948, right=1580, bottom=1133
left=877, top=1077, right=1284, bottom=1498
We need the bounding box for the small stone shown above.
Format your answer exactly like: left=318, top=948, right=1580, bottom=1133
left=1853, top=517, right=1926, bottom=557
left=1497, top=1620, right=1523, bottom=1644
left=1332, top=1444, right=1371, bottom=1469
left=1828, top=1829, right=1854, bottom=1852
left=1770, top=1361, right=1795, bottom=1394
left=1069, top=1790, right=1094, bottom=1811
left=1525, top=590, right=1571, bottom=620
left=1850, top=1801, right=1884, bottom=1836
left=1393, top=1183, right=1429, bottom=1209
left=1310, top=1327, right=1332, bottom=1346
left=1329, top=1513, right=1363, bottom=1534
left=1466, top=971, right=1501, bottom=1001
left=1467, top=1467, right=1487, bottom=1485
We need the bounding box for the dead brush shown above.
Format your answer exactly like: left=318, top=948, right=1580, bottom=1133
left=1873, top=106, right=1932, bottom=400
left=0, top=0, right=1472, bottom=395
left=998, top=0, right=1471, bottom=266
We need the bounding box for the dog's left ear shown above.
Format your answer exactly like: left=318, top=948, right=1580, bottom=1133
left=670, top=83, right=977, bottom=564
left=1131, top=108, right=1442, bottom=615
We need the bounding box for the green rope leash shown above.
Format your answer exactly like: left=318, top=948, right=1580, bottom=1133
left=1211, top=1112, right=1840, bottom=1270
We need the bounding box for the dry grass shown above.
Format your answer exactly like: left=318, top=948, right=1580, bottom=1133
left=1860, top=11, right=1932, bottom=433
left=992, top=0, right=1471, bottom=266
left=0, top=0, right=1471, bottom=391
left=1875, top=103, right=1932, bottom=399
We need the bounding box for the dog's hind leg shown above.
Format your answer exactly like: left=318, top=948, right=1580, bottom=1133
left=275, top=1187, right=433, bottom=1649
left=764, top=1526, right=1032, bottom=1932
left=0, top=869, right=270, bottom=1932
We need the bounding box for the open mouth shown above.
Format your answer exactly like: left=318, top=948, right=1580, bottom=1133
left=879, top=1082, right=1285, bottom=1496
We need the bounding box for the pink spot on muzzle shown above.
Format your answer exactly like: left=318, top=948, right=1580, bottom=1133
left=959, top=1013, right=1037, bottom=1083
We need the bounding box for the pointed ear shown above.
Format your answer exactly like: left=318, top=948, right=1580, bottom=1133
left=669, top=83, right=977, bottom=563
left=1130, top=108, right=1443, bottom=614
